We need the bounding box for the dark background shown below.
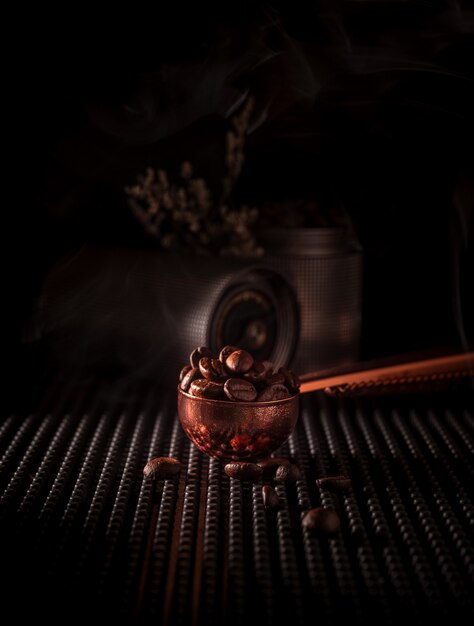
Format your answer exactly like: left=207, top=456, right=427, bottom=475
left=6, top=1, right=474, bottom=393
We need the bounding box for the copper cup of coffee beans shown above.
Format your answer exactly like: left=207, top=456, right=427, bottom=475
left=177, top=346, right=300, bottom=461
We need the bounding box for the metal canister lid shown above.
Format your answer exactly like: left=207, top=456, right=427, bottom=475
left=259, top=227, right=361, bottom=257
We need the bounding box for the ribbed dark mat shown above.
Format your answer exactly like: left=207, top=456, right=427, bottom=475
left=1, top=379, right=473, bottom=625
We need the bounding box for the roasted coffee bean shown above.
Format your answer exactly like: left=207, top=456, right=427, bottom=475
left=315, top=475, right=352, bottom=492
left=143, top=457, right=182, bottom=480
left=257, top=384, right=291, bottom=402
left=261, top=360, right=274, bottom=376
left=199, top=357, right=226, bottom=380
left=257, top=457, right=291, bottom=478
left=180, top=367, right=201, bottom=392
left=279, top=367, right=301, bottom=393
left=262, top=485, right=280, bottom=509
left=190, top=379, right=225, bottom=399
left=302, top=507, right=341, bottom=534
left=225, top=349, right=254, bottom=374
left=243, top=361, right=267, bottom=383
left=274, top=463, right=301, bottom=483
left=266, top=371, right=286, bottom=386
left=224, top=461, right=263, bottom=481
left=224, top=378, right=257, bottom=402
left=190, top=346, right=212, bottom=368
left=179, top=364, right=192, bottom=382
left=219, top=345, right=239, bottom=364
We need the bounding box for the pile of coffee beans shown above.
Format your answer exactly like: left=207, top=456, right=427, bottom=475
left=179, top=345, right=300, bottom=402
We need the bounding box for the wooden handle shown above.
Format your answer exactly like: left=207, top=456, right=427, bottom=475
left=299, top=352, right=474, bottom=394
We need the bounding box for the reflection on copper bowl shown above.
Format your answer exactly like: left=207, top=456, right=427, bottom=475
left=177, top=386, right=300, bottom=461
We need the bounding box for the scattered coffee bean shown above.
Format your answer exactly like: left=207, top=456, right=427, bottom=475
left=224, top=378, right=257, bottom=402
left=257, top=457, right=291, bottom=478
left=180, top=367, right=201, bottom=392
left=302, top=507, right=341, bottom=534
left=274, top=463, right=301, bottom=483
left=143, top=457, right=182, bottom=480
left=190, top=379, right=225, bottom=399
left=262, top=485, right=280, bottom=509
left=199, top=357, right=226, bottom=380
left=257, top=384, right=291, bottom=402
left=225, top=349, right=254, bottom=374
left=224, top=461, right=263, bottom=481
left=190, top=346, right=212, bottom=368
left=179, top=364, right=192, bottom=382
left=219, top=344, right=239, bottom=364
left=315, top=475, right=352, bottom=492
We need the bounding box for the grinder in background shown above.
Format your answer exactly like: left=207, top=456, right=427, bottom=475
left=34, top=245, right=298, bottom=385
left=33, top=227, right=362, bottom=385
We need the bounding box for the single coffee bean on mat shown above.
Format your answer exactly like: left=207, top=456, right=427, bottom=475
left=257, top=457, right=291, bottom=478
left=224, top=462, right=263, bottom=481
left=302, top=507, right=341, bottom=534
left=315, top=475, right=352, bottom=492
left=274, top=463, right=301, bottom=483
left=143, top=457, right=182, bottom=480
left=262, top=485, right=280, bottom=509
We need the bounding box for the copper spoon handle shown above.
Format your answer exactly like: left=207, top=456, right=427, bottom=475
left=299, top=352, right=474, bottom=394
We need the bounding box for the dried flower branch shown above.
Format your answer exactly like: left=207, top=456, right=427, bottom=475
left=125, top=96, right=264, bottom=258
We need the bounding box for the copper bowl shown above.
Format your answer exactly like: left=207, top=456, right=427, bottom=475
left=177, top=386, right=300, bottom=461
